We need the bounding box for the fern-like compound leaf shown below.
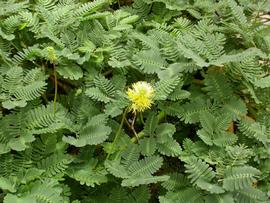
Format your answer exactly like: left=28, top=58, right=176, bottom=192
left=223, top=166, right=261, bottom=191
left=127, top=155, right=163, bottom=177
left=184, top=156, right=215, bottom=184
left=121, top=175, right=169, bottom=187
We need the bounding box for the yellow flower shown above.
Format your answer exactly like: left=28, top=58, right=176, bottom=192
left=127, top=81, right=154, bottom=112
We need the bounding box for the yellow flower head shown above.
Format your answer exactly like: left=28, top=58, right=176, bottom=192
left=127, top=81, right=154, bottom=112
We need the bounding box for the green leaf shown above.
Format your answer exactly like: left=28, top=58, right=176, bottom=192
left=223, top=166, right=261, bottom=191
left=157, top=138, right=182, bottom=157
left=75, top=0, right=109, bottom=17
left=63, top=124, right=111, bottom=147
left=57, top=64, right=83, bottom=80
left=63, top=114, right=111, bottom=146
left=196, top=179, right=225, bottom=194
left=4, top=194, right=35, bottom=203
left=155, top=123, right=176, bottom=143
left=105, top=160, right=129, bottom=179
left=121, top=144, right=141, bottom=168
left=184, top=156, right=215, bottom=184
left=226, top=0, right=247, bottom=26
left=212, top=48, right=266, bottom=65
left=130, top=185, right=151, bottom=203
left=68, top=159, right=108, bottom=187
left=121, top=175, right=169, bottom=187
left=176, top=41, right=209, bottom=67
left=127, top=155, right=163, bottom=177
left=37, top=154, right=72, bottom=177
left=204, top=72, right=233, bottom=102
left=143, top=112, right=158, bottom=137
left=157, top=63, right=184, bottom=80
left=143, top=0, right=186, bottom=11
left=254, top=76, right=270, bottom=88
left=0, top=27, right=15, bottom=41
left=235, top=187, right=268, bottom=203
left=204, top=194, right=235, bottom=203
left=223, top=97, right=247, bottom=120
left=159, top=188, right=204, bottom=203
left=154, top=77, right=180, bottom=100
left=161, top=173, right=189, bottom=191
left=238, top=119, right=269, bottom=145
left=85, top=87, right=113, bottom=103
left=2, top=100, right=27, bottom=109
left=133, top=50, right=166, bottom=74
left=0, top=177, right=16, bottom=192
left=139, top=137, right=157, bottom=156
left=17, top=168, right=45, bottom=184
left=8, top=133, right=35, bottom=151
left=178, top=99, right=212, bottom=124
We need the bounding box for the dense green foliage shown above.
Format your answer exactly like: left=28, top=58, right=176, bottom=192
left=0, top=0, right=270, bottom=202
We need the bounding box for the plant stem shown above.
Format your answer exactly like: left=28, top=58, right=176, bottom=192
left=131, top=132, right=144, bottom=143
left=131, top=125, right=138, bottom=141
left=53, top=63, right=58, bottom=114
left=130, top=111, right=139, bottom=140
left=140, top=112, right=145, bottom=125
left=125, top=117, right=139, bottom=139
left=106, top=108, right=128, bottom=160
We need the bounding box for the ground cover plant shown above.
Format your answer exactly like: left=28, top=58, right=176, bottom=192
left=0, top=0, right=270, bottom=202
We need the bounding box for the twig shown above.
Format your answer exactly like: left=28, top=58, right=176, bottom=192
left=131, top=111, right=138, bottom=141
